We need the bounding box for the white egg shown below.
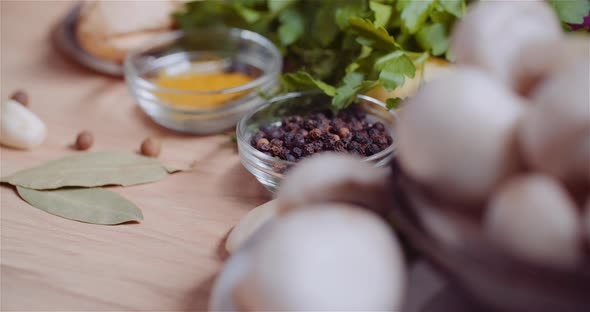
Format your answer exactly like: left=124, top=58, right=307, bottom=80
left=451, top=0, right=562, bottom=92
left=397, top=68, right=525, bottom=205
left=233, top=204, right=406, bottom=311
left=484, top=174, right=581, bottom=268
left=0, top=99, right=47, bottom=149
left=518, top=61, right=590, bottom=184
left=277, top=153, right=390, bottom=214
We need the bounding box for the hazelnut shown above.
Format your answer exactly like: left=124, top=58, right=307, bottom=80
left=10, top=90, right=29, bottom=107
left=75, top=131, right=93, bottom=150
left=140, top=137, right=161, bottom=157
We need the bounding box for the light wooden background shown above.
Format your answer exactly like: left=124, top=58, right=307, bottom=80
left=0, top=2, right=483, bottom=311
left=1, top=1, right=272, bottom=310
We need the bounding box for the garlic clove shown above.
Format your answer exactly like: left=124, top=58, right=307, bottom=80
left=484, top=174, right=581, bottom=268
left=232, top=204, right=406, bottom=311
left=276, top=153, right=391, bottom=214
left=0, top=99, right=47, bottom=149
left=397, top=68, right=525, bottom=206
left=225, top=200, right=279, bottom=254
left=451, top=0, right=562, bottom=92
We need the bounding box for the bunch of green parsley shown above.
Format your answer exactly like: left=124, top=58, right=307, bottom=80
left=174, top=0, right=466, bottom=110
left=173, top=0, right=588, bottom=111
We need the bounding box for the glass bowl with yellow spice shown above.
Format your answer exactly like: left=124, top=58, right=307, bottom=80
left=124, top=29, right=281, bottom=134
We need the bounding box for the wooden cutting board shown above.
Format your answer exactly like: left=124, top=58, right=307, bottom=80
left=0, top=1, right=271, bottom=310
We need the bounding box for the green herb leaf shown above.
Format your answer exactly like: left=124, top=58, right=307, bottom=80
left=349, top=18, right=398, bottom=51
left=548, top=0, right=590, bottom=24
left=1, top=152, right=169, bottom=190
left=334, top=1, right=373, bottom=29
left=417, top=23, right=449, bottom=56
left=333, top=72, right=366, bottom=110
left=370, top=0, right=393, bottom=28
left=173, top=0, right=466, bottom=112
left=233, top=4, right=262, bottom=23
left=376, top=51, right=416, bottom=92
left=386, top=97, right=402, bottom=110
left=278, top=8, right=304, bottom=45
left=439, top=0, right=464, bottom=18
left=17, top=186, right=143, bottom=225
left=268, top=0, right=295, bottom=13
left=280, top=71, right=337, bottom=96
left=400, top=0, right=435, bottom=34
left=312, top=5, right=340, bottom=47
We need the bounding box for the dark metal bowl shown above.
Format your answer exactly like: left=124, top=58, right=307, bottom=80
left=388, top=161, right=590, bottom=312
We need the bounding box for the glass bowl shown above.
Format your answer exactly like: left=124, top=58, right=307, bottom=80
left=237, top=92, right=398, bottom=192
left=124, top=29, right=282, bottom=134
left=387, top=161, right=590, bottom=312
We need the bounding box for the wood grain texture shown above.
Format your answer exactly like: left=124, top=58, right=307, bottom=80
left=0, top=1, right=271, bottom=310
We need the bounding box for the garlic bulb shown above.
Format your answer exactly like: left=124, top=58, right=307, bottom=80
left=519, top=61, right=590, bottom=185
left=277, top=153, right=390, bottom=214
left=397, top=68, right=524, bottom=205
left=485, top=174, right=581, bottom=268
left=225, top=200, right=278, bottom=254
left=451, top=0, right=562, bottom=92
left=212, top=204, right=406, bottom=311
left=515, top=35, right=590, bottom=95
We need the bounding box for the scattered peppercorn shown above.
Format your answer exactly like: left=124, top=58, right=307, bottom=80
left=338, top=127, right=351, bottom=138
left=10, top=90, right=29, bottom=107
left=250, top=106, right=393, bottom=161
left=140, top=137, right=161, bottom=157
left=74, top=130, right=93, bottom=150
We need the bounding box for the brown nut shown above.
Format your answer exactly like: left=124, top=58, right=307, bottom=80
left=75, top=131, right=94, bottom=150
left=140, top=137, right=161, bottom=157
left=10, top=90, right=29, bottom=107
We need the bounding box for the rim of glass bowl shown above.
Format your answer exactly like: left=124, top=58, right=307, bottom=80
left=236, top=91, right=399, bottom=166
left=123, top=29, right=282, bottom=115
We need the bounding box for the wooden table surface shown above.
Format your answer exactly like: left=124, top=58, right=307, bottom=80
left=1, top=2, right=488, bottom=311
left=1, top=1, right=272, bottom=310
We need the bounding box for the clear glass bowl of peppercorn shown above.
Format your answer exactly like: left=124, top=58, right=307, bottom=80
left=237, top=91, right=398, bottom=192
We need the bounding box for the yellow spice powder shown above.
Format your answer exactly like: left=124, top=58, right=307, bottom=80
left=154, top=71, right=254, bottom=109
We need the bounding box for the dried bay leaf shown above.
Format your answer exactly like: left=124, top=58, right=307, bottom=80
left=1, top=151, right=169, bottom=189
left=16, top=186, right=143, bottom=225
left=163, top=164, right=189, bottom=174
